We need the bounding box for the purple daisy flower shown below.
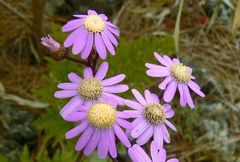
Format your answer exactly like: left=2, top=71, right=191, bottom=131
left=145, top=52, right=205, bottom=108
left=62, top=9, right=119, bottom=59
left=41, top=35, right=61, bottom=53
left=124, top=89, right=177, bottom=149
left=54, top=62, right=128, bottom=118
left=128, top=141, right=179, bottom=162
left=64, top=100, right=132, bottom=159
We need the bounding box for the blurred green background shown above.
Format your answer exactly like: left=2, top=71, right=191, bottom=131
left=0, top=0, right=240, bottom=161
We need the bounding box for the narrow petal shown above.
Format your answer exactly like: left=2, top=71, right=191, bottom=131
left=128, top=146, right=143, bottom=162
left=165, top=120, right=177, bottom=132
left=188, top=81, right=205, bottom=97
left=107, top=129, right=117, bottom=158
left=72, top=29, right=88, bottom=54
left=178, top=84, right=187, bottom=107
left=59, top=96, right=83, bottom=118
left=57, top=83, right=79, bottom=90
left=154, top=52, right=169, bottom=67
left=163, top=81, right=177, bottom=102
left=117, top=118, right=132, bottom=130
left=62, top=19, right=83, bottom=32
left=64, top=112, right=87, bottom=122
left=73, top=14, right=86, bottom=18
left=95, top=62, right=108, bottom=80
left=106, top=22, right=118, bottom=29
left=132, top=117, right=145, bottom=127
left=95, top=33, right=107, bottom=59
left=132, top=89, right=147, bottom=106
left=136, top=126, right=154, bottom=146
left=63, top=27, right=83, bottom=47
left=117, top=111, right=131, bottom=119
left=113, top=124, right=131, bottom=148
left=183, top=85, right=195, bottom=108
left=146, top=69, right=170, bottom=77
left=151, top=94, right=160, bottom=103
left=165, top=110, right=175, bottom=119
left=145, top=63, right=166, bottom=69
left=99, top=14, right=108, bottom=20
left=65, top=121, right=88, bottom=139
left=154, top=125, right=164, bottom=149
left=104, top=29, right=118, bottom=46
left=107, top=25, right=119, bottom=36
left=104, top=84, right=129, bottom=93
left=54, top=90, right=78, bottom=99
left=124, top=99, right=144, bottom=111
left=158, top=76, right=172, bottom=90
left=83, top=67, right=93, bottom=79
left=123, top=110, right=142, bottom=118
left=75, top=126, right=94, bottom=151
left=102, top=74, right=125, bottom=86
left=68, top=72, right=82, bottom=83
left=81, top=33, right=93, bottom=59
left=172, top=58, right=180, bottom=64
left=102, top=92, right=124, bottom=105
left=133, top=145, right=152, bottom=162
left=102, top=31, right=115, bottom=55
left=161, top=124, right=170, bottom=143
left=87, top=10, right=97, bottom=15
left=84, top=129, right=101, bottom=155
left=144, top=90, right=154, bottom=103
left=163, top=55, right=173, bottom=65
left=131, top=120, right=150, bottom=138
left=97, top=130, right=109, bottom=159
left=159, top=148, right=167, bottom=162
left=151, top=141, right=160, bottom=162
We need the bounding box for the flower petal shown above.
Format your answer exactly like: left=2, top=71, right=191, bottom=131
left=54, top=90, right=78, bottom=99
left=163, top=81, right=177, bottom=102
left=84, top=129, right=101, bottom=155
left=83, top=67, right=93, bottom=79
left=104, top=84, right=129, bottom=93
left=102, top=74, right=125, bottom=86
left=165, top=120, right=177, bottom=132
left=65, top=120, right=88, bottom=139
left=132, top=89, right=147, bottom=106
left=136, top=126, right=154, bottom=146
left=131, top=120, right=150, bottom=138
left=95, top=62, right=108, bottom=80
left=72, top=29, right=88, bottom=54
left=154, top=52, right=169, bottom=67
left=158, top=76, right=172, bottom=90
left=95, top=33, right=107, bottom=59
left=113, top=124, right=131, bottom=148
left=102, top=31, right=115, bottom=55
left=62, top=19, right=83, bottom=32
left=68, top=72, right=82, bottom=83
left=81, top=33, right=93, bottom=59
left=124, top=99, right=144, bottom=111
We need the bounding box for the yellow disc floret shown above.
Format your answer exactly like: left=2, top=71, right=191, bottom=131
left=83, top=15, right=105, bottom=33
left=170, top=63, right=191, bottom=83
left=87, top=103, right=117, bottom=128
left=78, top=78, right=103, bottom=100
left=144, top=104, right=166, bottom=124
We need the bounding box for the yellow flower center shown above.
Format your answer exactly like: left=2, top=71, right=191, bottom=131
left=78, top=78, right=103, bottom=100
left=170, top=63, right=191, bottom=83
left=87, top=103, right=117, bottom=128
left=83, top=15, right=105, bottom=33
left=144, top=104, right=166, bottom=124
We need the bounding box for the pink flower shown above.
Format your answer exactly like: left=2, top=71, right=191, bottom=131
left=62, top=9, right=119, bottom=59
left=145, top=52, right=205, bottom=108
left=128, top=141, right=179, bottom=162
left=124, top=89, right=177, bottom=149
left=64, top=100, right=131, bottom=159
left=41, top=35, right=60, bottom=53
left=54, top=62, right=128, bottom=118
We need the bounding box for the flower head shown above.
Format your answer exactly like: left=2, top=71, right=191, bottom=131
left=124, top=89, right=177, bottom=149
left=62, top=9, right=119, bottom=59
left=145, top=52, right=205, bottom=108
left=41, top=35, right=61, bottom=53
left=128, top=141, right=179, bottom=162
left=64, top=100, right=132, bottom=159
left=54, top=62, right=128, bottom=118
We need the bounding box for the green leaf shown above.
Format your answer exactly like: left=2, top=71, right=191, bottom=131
left=20, top=146, right=32, bottom=162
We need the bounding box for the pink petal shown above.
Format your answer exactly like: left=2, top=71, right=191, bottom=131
left=95, top=62, right=108, bottom=80
left=158, top=76, right=173, bottom=90
left=104, top=84, right=129, bottom=93
left=154, top=52, right=169, bottom=67
left=163, top=81, right=177, bottom=102
left=165, top=120, right=177, bottom=132
left=102, top=74, right=125, bottom=86
left=81, top=33, right=93, bottom=59
left=68, top=72, right=82, bottom=83
left=132, top=89, right=147, bottom=106
left=124, top=99, right=144, bottom=111
left=102, top=31, right=115, bottom=55
left=62, top=19, right=83, bottom=32
left=95, top=33, right=107, bottom=59
left=83, top=67, right=93, bottom=79
left=65, top=121, right=88, bottom=139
